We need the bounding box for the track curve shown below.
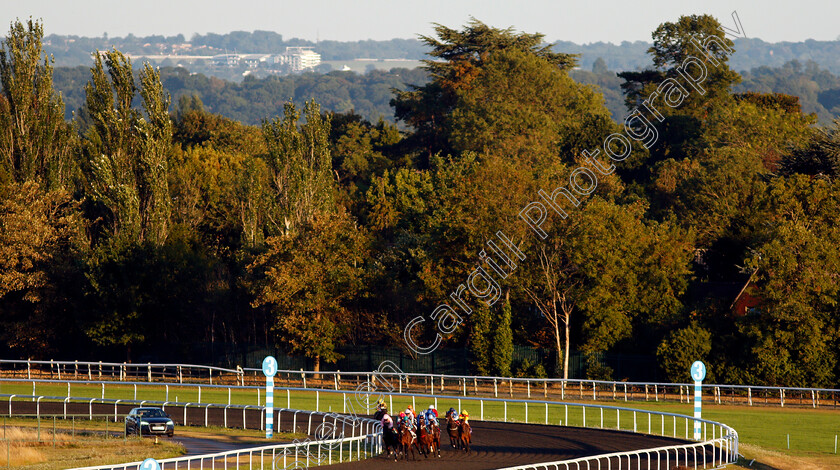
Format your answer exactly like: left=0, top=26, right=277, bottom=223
left=321, top=420, right=697, bottom=469
left=8, top=399, right=707, bottom=469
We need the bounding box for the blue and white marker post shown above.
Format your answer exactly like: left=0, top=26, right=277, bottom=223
left=262, top=356, right=278, bottom=439
left=141, top=458, right=160, bottom=470
left=690, top=360, right=706, bottom=440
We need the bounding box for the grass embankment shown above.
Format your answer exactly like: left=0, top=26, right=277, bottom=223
left=2, top=381, right=839, bottom=468
left=0, top=425, right=184, bottom=469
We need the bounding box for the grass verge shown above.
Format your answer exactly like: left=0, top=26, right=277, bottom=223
left=0, top=425, right=184, bottom=469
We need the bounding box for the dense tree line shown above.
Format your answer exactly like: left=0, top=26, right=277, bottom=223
left=53, top=65, right=429, bottom=125
left=51, top=59, right=840, bottom=133
left=43, top=30, right=840, bottom=76
left=2, top=17, right=840, bottom=387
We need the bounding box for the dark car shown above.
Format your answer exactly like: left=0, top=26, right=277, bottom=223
left=125, top=407, right=175, bottom=437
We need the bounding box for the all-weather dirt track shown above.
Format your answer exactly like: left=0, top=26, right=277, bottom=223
left=6, top=400, right=711, bottom=469
left=322, top=420, right=704, bottom=470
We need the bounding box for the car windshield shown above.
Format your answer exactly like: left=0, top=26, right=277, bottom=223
left=139, top=409, right=166, bottom=418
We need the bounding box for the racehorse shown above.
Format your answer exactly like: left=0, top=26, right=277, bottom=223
left=446, top=414, right=460, bottom=449
left=382, top=427, right=399, bottom=461
left=458, top=420, right=471, bottom=454
left=416, top=417, right=434, bottom=458
left=429, top=422, right=442, bottom=457
left=398, top=424, right=420, bottom=460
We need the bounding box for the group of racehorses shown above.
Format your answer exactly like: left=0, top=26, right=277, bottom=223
left=378, top=410, right=472, bottom=461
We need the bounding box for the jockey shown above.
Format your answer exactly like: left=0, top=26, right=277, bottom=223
left=373, top=398, right=388, bottom=420
left=424, top=405, right=438, bottom=429
left=448, top=407, right=458, bottom=421
left=381, top=412, right=394, bottom=431
left=404, top=406, right=415, bottom=424
left=397, top=412, right=406, bottom=430
left=459, top=409, right=472, bottom=434
left=401, top=411, right=416, bottom=439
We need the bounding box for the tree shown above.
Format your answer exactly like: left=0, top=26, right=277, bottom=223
left=781, top=119, right=840, bottom=178
left=448, top=46, right=613, bottom=166
left=0, top=181, right=84, bottom=355
left=82, top=50, right=173, bottom=245
left=492, top=295, right=514, bottom=377
left=0, top=19, right=75, bottom=190
left=262, top=100, right=334, bottom=237
left=656, top=322, right=713, bottom=382
left=728, top=175, right=840, bottom=387
left=522, top=198, right=692, bottom=378
left=468, top=305, right=492, bottom=375
left=392, top=18, right=577, bottom=162
left=249, top=210, right=367, bottom=371
left=618, top=15, right=741, bottom=165
left=524, top=244, right=577, bottom=379
left=619, top=14, right=740, bottom=114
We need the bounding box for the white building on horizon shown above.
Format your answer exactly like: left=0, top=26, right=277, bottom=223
left=282, top=47, right=321, bottom=71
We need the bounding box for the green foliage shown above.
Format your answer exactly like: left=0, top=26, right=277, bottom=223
left=736, top=60, right=840, bottom=124
left=392, top=18, right=578, bottom=160
left=492, top=298, right=514, bottom=377
left=781, top=119, right=840, bottom=177
left=449, top=46, right=612, bottom=164
left=584, top=353, right=614, bottom=381
left=0, top=181, right=84, bottom=354
left=656, top=322, right=713, bottom=382
left=0, top=19, right=75, bottom=190
left=513, top=358, right=547, bottom=378
left=82, top=233, right=216, bottom=355
left=468, top=305, right=492, bottom=375
left=262, top=100, right=334, bottom=236
left=4, top=18, right=840, bottom=390
left=82, top=49, right=173, bottom=245
left=729, top=176, right=840, bottom=387
left=248, top=210, right=368, bottom=368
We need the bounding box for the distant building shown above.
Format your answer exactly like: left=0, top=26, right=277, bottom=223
left=212, top=54, right=239, bottom=67
left=241, top=54, right=271, bottom=68
left=282, top=47, right=321, bottom=72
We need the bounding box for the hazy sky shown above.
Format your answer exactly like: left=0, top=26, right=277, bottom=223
left=2, top=0, right=838, bottom=44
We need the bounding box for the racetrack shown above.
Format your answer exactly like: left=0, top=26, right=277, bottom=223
left=6, top=399, right=709, bottom=469
left=322, top=420, right=703, bottom=469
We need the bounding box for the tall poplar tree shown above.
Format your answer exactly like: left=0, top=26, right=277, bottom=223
left=0, top=18, right=74, bottom=189
left=82, top=50, right=172, bottom=245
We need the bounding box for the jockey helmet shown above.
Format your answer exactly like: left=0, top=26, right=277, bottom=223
left=428, top=405, right=434, bottom=409
left=399, top=412, right=405, bottom=418
left=461, top=410, right=469, bottom=416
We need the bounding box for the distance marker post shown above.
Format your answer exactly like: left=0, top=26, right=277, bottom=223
left=262, top=356, right=278, bottom=439
left=141, top=458, right=160, bottom=470
left=690, top=360, right=706, bottom=440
